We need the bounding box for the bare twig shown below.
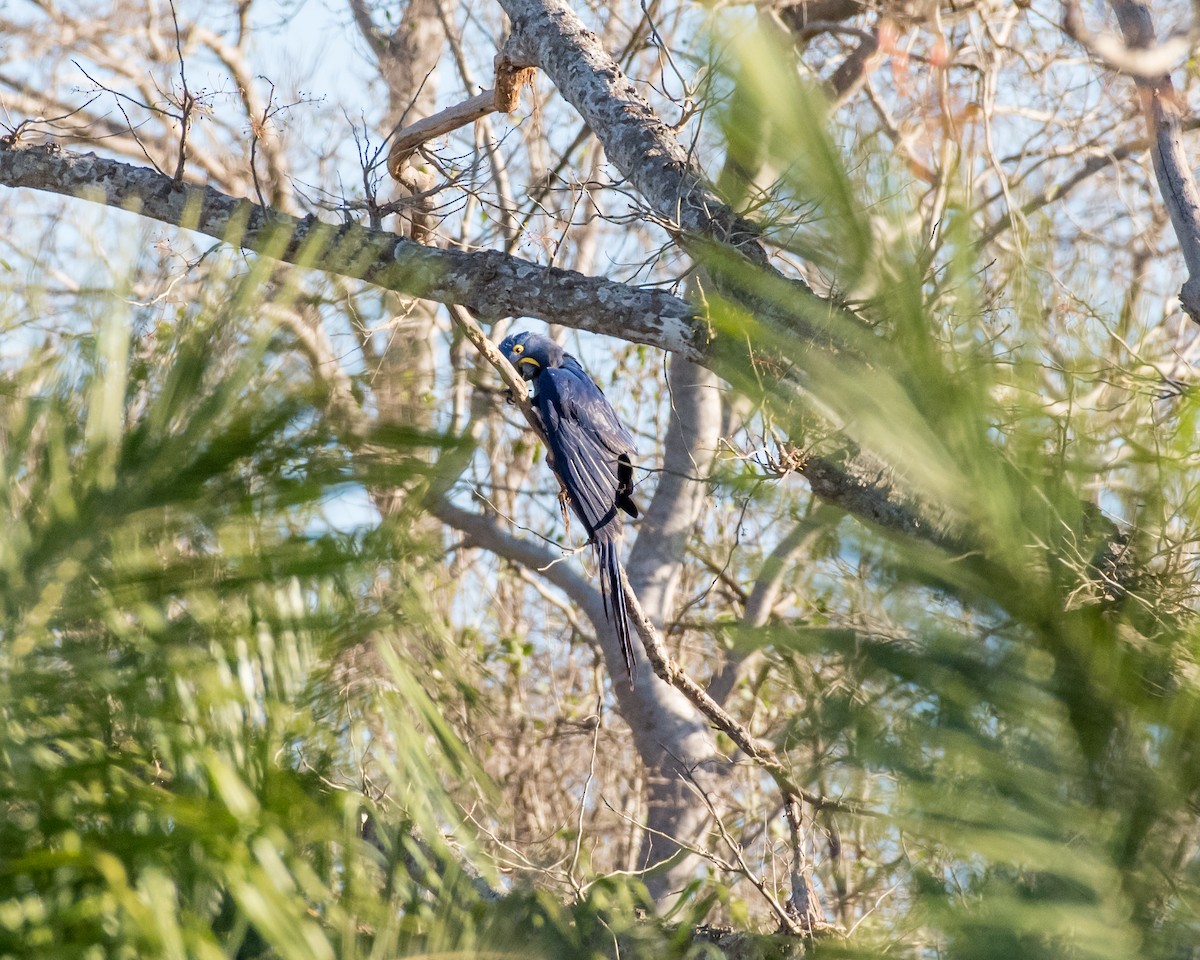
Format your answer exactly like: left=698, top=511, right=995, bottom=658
left=688, top=769, right=805, bottom=934
left=166, top=0, right=192, bottom=183
left=249, top=78, right=275, bottom=211
left=977, top=125, right=1200, bottom=247
left=71, top=61, right=168, bottom=176
left=387, top=49, right=535, bottom=181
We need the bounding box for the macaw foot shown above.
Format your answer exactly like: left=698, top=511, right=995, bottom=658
left=558, top=487, right=572, bottom=538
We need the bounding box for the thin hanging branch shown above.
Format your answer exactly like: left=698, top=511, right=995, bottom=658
left=619, top=566, right=849, bottom=934
left=445, top=303, right=541, bottom=437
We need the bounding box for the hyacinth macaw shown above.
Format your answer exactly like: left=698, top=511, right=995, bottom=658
left=497, top=331, right=639, bottom=685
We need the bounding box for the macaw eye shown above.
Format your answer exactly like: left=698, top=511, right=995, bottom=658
left=513, top=344, right=524, bottom=354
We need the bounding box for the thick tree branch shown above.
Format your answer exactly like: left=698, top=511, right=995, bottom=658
left=499, top=0, right=764, bottom=259
left=799, top=443, right=963, bottom=550
left=0, top=137, right=1029, bottom=587
left=0, top=139, right=971, bottom=560
left=488, top=0, right=972, bottom=547
left=0, top=140, right=699, bottom=354
left=498, top=0, right=880, bottom=352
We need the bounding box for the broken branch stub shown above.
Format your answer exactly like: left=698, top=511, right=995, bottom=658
left=386, top=53, right=536, bottom=181
left=494, top=53, right=536, bottom=113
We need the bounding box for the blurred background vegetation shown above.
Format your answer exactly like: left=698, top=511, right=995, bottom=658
left=1, top=0, right=1200, bottom=958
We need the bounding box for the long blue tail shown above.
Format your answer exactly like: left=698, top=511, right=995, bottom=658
left=597, top=536, right=635, bottom=687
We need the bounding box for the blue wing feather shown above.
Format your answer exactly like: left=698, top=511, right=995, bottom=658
left=534, top=362, right=638, bottom=684
left=535, top=365, right=634, bottom=535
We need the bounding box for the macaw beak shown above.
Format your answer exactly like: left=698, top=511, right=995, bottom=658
left=517, top=356, right=541, bottom=376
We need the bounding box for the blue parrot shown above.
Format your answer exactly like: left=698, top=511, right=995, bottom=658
left=497, top=331, right=640, bottom=685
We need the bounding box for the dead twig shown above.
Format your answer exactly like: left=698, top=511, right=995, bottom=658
left=166, top=0, right=193, bottom=183
left=387, top=49, right=535, bottom=180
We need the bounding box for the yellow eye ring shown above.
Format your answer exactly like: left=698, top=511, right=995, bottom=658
left=513, top=343, right=524, bottom=354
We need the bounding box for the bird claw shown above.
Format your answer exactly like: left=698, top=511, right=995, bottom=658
left=504, top=388, right=517, bottom=405
left=558, top=487, right=572, bottom=537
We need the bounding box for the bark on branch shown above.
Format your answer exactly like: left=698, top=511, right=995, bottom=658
left=386, top=53, right=536, bottom=179
left=0, top=139, right=977, bottom=560
left=0, top=135, right=1001, bottom=606
left=497, top=0, right=841, bottom=342
left=0, top=140, right=699, bottom=352
left=499, top=0, right=765, bottom=258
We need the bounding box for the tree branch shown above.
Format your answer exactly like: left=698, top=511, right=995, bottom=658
left=621, top=565, right=859, bottom=933
left=1065, top=0, right=1199, bottom=79
left=976, top=126, right=1200, bottom=248
left=386, top=53, right=535, bottom=179
left=708, top=507, right=841, bottom=706
left=620, top=570, right=857, bottom=815
left=444, top=317, right=852, bottom=928
left=434, top=499, right=602, bottom=617
left=498, top=0, right=883, bottom=355
left=0, top=140, right=700, bottom=354
left=387, top=90, right=497, bottom=177
left=499, top=0, right=765, bottom=259
left=0, top=135, right=1034, bottom=582
left=0, top=139, right=975, bottom=561
left=1097, top=0, right=1200, bottom=320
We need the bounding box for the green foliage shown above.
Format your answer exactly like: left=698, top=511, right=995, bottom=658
left=0, top=269, right=462, bottom=958
left=714, top=26, right=1200, bottom=960
left=6, top=15, right=1200, bottom=960
left=0, top=259, right=789, bottom=959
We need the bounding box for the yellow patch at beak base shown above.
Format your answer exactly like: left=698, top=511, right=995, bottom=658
left=517, top=356, right=541, bottom=370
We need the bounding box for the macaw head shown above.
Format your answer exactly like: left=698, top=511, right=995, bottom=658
left=497, top=331, right=564, bottom=381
